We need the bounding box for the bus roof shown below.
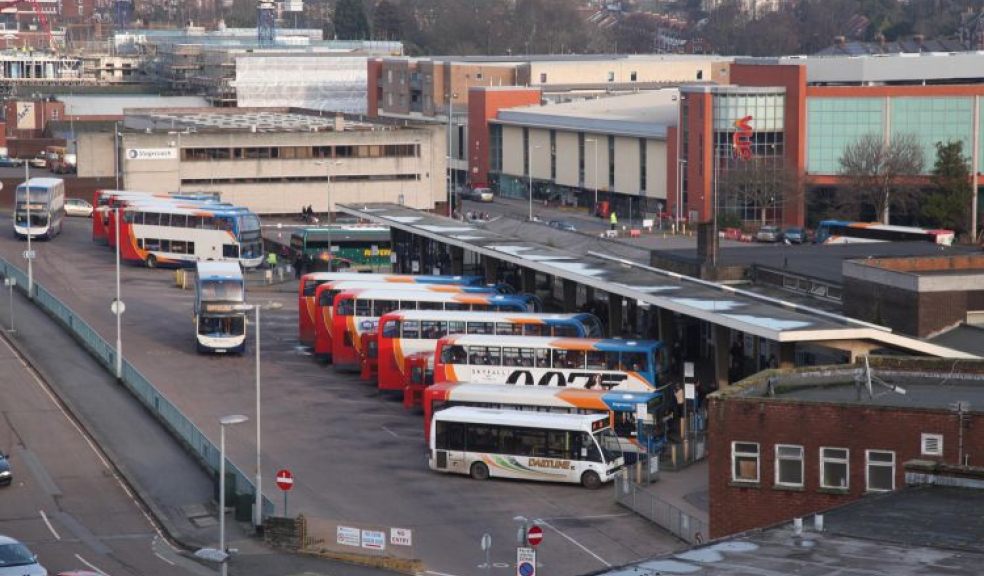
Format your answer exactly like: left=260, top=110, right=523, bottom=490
left=382, top=310, right=593, bottom=322
left=435, top=382, right=661, bottom=406
left=18, top=178, right=63, bottom=188
left=338, top=289, right=526, bottom=304
left=433, top=406, right=609, bottom=430
left=317, top=281, right=488, bottom=294
left=302, top=272, right=480, bottom=283
left=196, top=261, right=244, bottom=280
left=440, top=334, right=663, bottom=351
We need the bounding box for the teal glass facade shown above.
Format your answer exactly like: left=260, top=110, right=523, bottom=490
left=890, top=97, right=974, bottom=168
left=807, top=98, right=884, bottom=174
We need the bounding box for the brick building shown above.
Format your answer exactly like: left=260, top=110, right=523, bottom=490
left=707, top=357, right=984, bottom=538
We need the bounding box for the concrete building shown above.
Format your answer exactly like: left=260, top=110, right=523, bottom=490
left=489, top=90, right=679, bottom=219
left=707, top=357, right=984, bottom=539
left=104, top=107, right=444, bottom=215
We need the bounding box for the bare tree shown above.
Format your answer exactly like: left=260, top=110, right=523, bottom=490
left=838, top=133, right=925, bottom=224
left=719, top=157, right=803, bottom=226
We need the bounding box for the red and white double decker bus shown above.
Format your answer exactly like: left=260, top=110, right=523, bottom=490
left=331, top=290, right=537, bottom=371
left=296, top=272, right=485, bottom=347
left=375, top=310, right=604, bottom=400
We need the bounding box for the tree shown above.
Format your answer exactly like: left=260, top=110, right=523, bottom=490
left=613, top=13, right=658, bottom=54
left=333, top=0, right=370, bottom=40
left=719, top=157, right=803, bottom=226
left=838, top=133, right=924, bottom=224
left=371, top=0, right=403, bottom=40
left=923, top=140, right=972, bottom=235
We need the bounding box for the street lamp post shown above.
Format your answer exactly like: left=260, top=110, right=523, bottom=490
left=585, top=138, right=599, bottom=213
left=447, top=90, right=458, bottom=217
left=24, top=161, right=33, bottom=298
left=219, top=414, right=248, bottom=576
left=4, top=277, right=15, bottom=333
left=315, top=160, right=343, bottom=269
left=114, top=207, right=123, bottom=380
left=253, top=305, right=262, bottom=529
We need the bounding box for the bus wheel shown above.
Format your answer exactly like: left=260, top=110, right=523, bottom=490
left=470, top=462, right=490, bottom=481
left=146, top=255, right=157, bottom=269
left=581, top=470, right=602, bottom=490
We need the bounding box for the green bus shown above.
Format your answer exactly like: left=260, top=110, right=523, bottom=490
left=290, top=226, right=393, bottom=272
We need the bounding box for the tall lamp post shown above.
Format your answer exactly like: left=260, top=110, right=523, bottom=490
left=315, top=160, right=343, bottom=269
left=219, top=414, right=248, bottom=576
left=113, top=207, right=124, bottom=380
left=585, top=138, right=599, bottom=212
left=252, top=305, right=262, bottom=529
left=446, top=89, right=458, bottom=217
left=24, top=162, right=33, bottom=298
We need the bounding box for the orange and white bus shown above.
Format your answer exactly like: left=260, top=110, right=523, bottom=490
left=297, top=272, right=486, bottom=347
left=92, top=190, right=222, bottom=244
left=423, top=382, right=667, bottom=448
left=434, top=335, right=665, bottom=392
left=332, top=290, right=537, bottom=371
left=376, top=310, right=604, bottom=394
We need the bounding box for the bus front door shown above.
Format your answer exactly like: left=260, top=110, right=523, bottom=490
left=441, top=422, right=466, bottom=473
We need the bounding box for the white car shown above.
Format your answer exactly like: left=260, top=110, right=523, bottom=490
left=29, top=154, right=47, bottom=169
left=464, top=187, right=494, bottom=202
left=0, top=535, right=47, bottom=576
left=64, top=198, right=93, bottom=218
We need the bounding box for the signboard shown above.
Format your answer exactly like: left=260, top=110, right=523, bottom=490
left=526, top=525, right=543, bottom=547
left=636, top=402, right=649, bottom=422
left=284, top=0, right=304, bottom=11
left=411, top=261, right=420, bottom=273
left=125, top=148, right=178, bottom=161
left=275, top=469, right=294, bottom=491
left=685, top=383, right=696, bottom=401
left=516, top=547, right=536, bottom=576
left=390, top=527, right=412, bottom=546
left=732, top=115, right=754, bottom=160
left=361, top=529, right=386, bottom=551
left=684, top=362, right=694, bottom=379
left=336, top=526, right=360, bottom=547
left=16, top=102, right=35, bottom=130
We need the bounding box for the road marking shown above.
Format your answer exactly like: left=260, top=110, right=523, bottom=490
left=423, top=571, right=466, bottom=576
left=545, top=512, right=632, bottom=521
left=75, top=553, right=110, bottom=575
left=39, top=510, right=61, bottom=540
left=154, top=552, right=176, bottom=566
left=381, top=426, right=400, bottom=438
left=538, top=519, right=611, bottom=567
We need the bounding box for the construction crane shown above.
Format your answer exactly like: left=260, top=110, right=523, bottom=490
left=0, top=0, right=56, bottom=53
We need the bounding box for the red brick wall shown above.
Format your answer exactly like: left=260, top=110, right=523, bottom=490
left=366, top=59, right=382, bottom=118
left=468, top=87, right=541, bottom=189
left=708, top=396, right=984, bottom=538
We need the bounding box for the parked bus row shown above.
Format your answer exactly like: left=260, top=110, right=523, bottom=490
left=91, top=190, right=263, bottom=269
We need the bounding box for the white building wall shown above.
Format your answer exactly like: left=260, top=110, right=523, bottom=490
left=233, top=55, right=369, bottom=114
left=555, top=131, right=579, bottom=188
left=501, top=125, right=525, bottom=178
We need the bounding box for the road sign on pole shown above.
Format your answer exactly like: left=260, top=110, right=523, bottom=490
left=526, top=525, right=543, bottom=547
left=276, top=468, right=293, bottom=516
left=516, top=547, right=536, bottom=576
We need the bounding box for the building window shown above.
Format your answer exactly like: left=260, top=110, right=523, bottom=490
left=630, top=71, right=637, bottom=82
left=549, top=130, right=556, bottom=180
left=607, top=135, right=615, bottom=189
left=490, top=124, right=502, bottom=172
left=476, top=72, right=483, bottom=80
left=697, top=70, right=703, bottom=80
left=523, top=127, right=530, bottom=176
left=775, top=444, right=803, bottom=487
left=866, top=450, right=895, bottom=492
left=820, top=447, right=849, bottom=489
left=607, top=71, right=614, bottom=82
left=639, top=139, right=646, bottom=192
left=578, top=132, right=585, bottom=186
left=540, top=73, right=547, bottom=83
left=921, top=433, right=943, bottom=456
left=732, top=442, right=759, bottom=483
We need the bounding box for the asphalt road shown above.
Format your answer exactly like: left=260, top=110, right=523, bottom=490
left=0, top=215, right=682, bottom=576
left=0, top=311, right=206, bottom=575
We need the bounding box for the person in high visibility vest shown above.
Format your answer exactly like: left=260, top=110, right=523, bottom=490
left=266, top=251, right=278, bottom=269
left=610, top=211, right=618, bottom=231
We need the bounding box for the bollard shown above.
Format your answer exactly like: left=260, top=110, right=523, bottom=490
left=264, top=270, right=273, bottom=284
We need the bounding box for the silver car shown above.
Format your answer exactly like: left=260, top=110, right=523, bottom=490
left=0, top=535, right=47, bottom=576
left=64, top=198, right=93, bottom=218
left=465, top=187, right=494, bottom=202
left=756, top=225, right=782, bottom=243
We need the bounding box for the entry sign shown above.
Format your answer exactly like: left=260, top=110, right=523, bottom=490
left=527, top=525, right=543, bottom=547
left=275, top=469, right=294, bottom=491
left=684, top=361, right=695, bottom=379
left=516, top=547, right=536, bottom=576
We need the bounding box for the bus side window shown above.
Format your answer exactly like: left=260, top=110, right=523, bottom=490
left=402, top=320, right=419, bottom=339
left=525, top=324, right=547, bottom=337
left=223, top=244, right=239, bottom=258
left=586, top=350, right=606, bottom=370
left=467, top=322, right=493, bottom=335
left=318, top=290, right=333, bottom=307
left=466, top=424, right=497, bottom=453
left=419, top=301, right=443, bottom=310
left=382, top=320, right=399, bottom=338
left=546, top=430, right=571, bottom=459
left=354, top=299, right=371, bottom=316
left=337, top=298, right=354, bottom=316
left=468, top=346, right=485, bottom=365
left=487, top=346, right=502, bottom=366
left=579, top=432, right=602, bottom=462
left=622, top=351, right=648, bottom=373
left=520, top=348, right=535, bottom=367
left=502, top=347, right=522, bottom=367
left=496, top=323, right=522, bottom=336
left=535, top=349, right=551, bottom=368
left=374, top=299, right=398, bottom=316
left=445, top=302, right=467, bottom=311
left=442, top=422, right=465, bottom=451
left=553, top=325, right=577, bottom=337
left=440, top=344, right=467, bottom=365
left=447, top=321, right=466, bottom=335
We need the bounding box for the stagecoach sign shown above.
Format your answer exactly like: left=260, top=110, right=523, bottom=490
left=125, top=148, right=178, bottom=161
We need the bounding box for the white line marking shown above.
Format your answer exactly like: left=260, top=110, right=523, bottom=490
left=39, top=510, right=61, bottom=540
left=539, top=519, right=611, bottom=567
left=382, top=426, right=400, bottom=438
left=154, top=552, right=176, bottom=566
left=75, top=553, right=110, bottom=575
left=424, top=571, right=466, bottom=576
left=545, top=512, right=632, bottom=521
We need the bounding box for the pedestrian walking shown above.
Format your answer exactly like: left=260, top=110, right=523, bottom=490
left=294, top=255, right=304, bottom=279
left=610, top=211, right=618, bottom=231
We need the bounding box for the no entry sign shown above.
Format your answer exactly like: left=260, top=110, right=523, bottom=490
left=276, top=469, right=294, bottom=491
left=527, top=525, right=543, bottom=547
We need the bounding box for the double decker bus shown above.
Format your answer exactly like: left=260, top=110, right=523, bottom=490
left=429, top=407, right=623, bottom=489
left=376, top=310, right=604, bottom=395
left=815, top=220, right=955, bottom=246
left=93, top=190, right=224, bottom=244
left=312, top=281, right=504, bottom=359
left=332, top=290, right=538, bottom=371
left=423, top=383, right=667, bottom=450
left=118, top=203, right=263, bottom=268
left=290, top=226, right=393, bottom=272
left=194, top=261, right=247, bottom=354
left=14, top=178, right=65, bottom=240
left=297, top=272, right=486, bottom=346
left=434, top=335, right=665, bottom=392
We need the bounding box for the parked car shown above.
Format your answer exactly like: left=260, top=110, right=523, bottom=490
left=756, top=225, right=782, bottom=243
left=783, top=227, right=807, bottom=244
left=0, top=534, right=46, bottom=576
left=463, top=187, right=494, bottom=202
left=0, top=452, right=9, bottom=486
left=0, top=156, right=23, bottom=168
left=64, top=198, right=93, bottom=218
left=29, top=154, right=47, bottom=169
left=547, top=220, right=577, bottom=232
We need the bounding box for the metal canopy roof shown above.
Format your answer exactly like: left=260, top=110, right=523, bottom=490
left=339, top=203, right=976, bottom=359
